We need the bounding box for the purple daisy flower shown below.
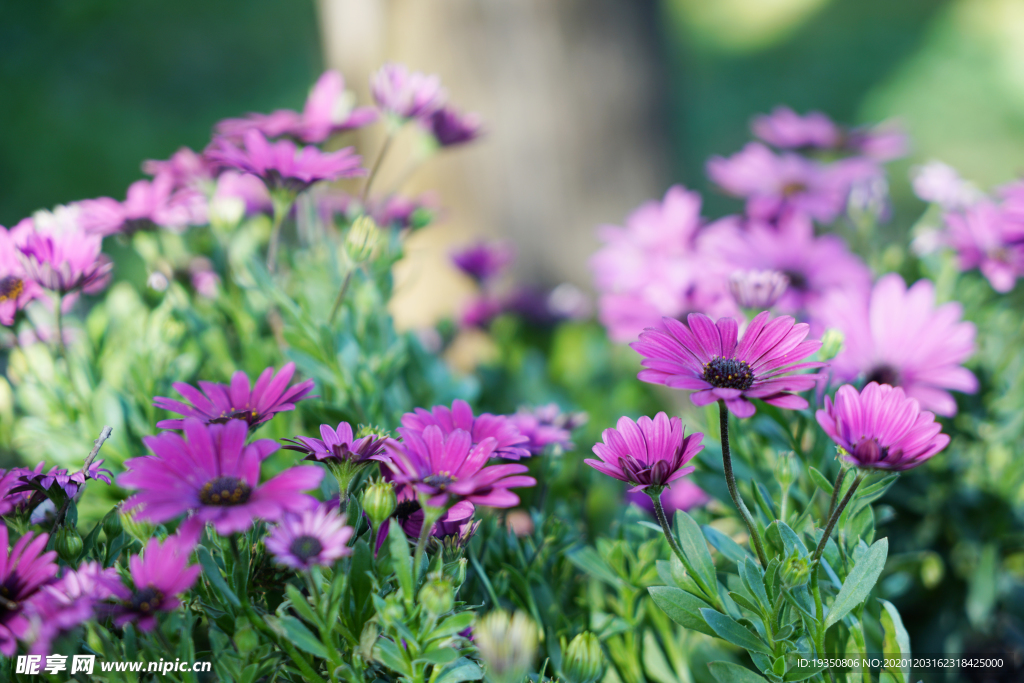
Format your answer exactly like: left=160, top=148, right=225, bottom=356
left=0, top=224, right=42, bottom=327
left=401, top=400, right=530, bottom=461
left=109, top=533, right=200, bottom=631
left=632, top=311, right=824, bottom=418
left=728, top=269, right=790, bottom=310
left=428, top=106, right=483, bottom=147
left=79, top=175, right=206, bottom=236
left=370, top=63, right=446, bottom=121
left=265, top=506, right=354, bottom=570
left=143, top=147, right=215, bottom=189
left=507, top=404, right=586, bottom=456
left=11, top=460, right=113, bottom=506
left=451, top=241, right=515, bottom=283
left=385, top=426, right=535, bottom=508
left=585, top=413, right=704, bottom=491
left=751, top=107, right=841, bottom=150
left=627, top=479, right=710, bottom=516
left=0, top=526, right=59, bottom=656
left=821, top=274, right=977, bottom=417
left=282, top=421, right=387, bottom=466
left=22, top=561, right=121, bottom=655
left=119, top=419, right=323, bottom=535
left=154, top=362, right=314, bottom=431
left=374, top=485, right=476, bottom=552
left=816, top=382, right=949, bottom=471
left=15, top=210, right=112, bottom=296
left=206, top=130, right=364, bottom=195
left=943, top=202, right=1024, bottom=293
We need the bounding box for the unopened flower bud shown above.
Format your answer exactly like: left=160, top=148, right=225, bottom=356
left=562, top=632, right=605, bottom=683
left=103, top=510, right=123, bottom=540
left=475, top=610, right=538, bottom=683
left=443, top=557, right=468, bottom=588
left=361, top=481, right=397, bottom=528
left=54, top=525, right=83, bottom=563
left=818, top=328, right=844, bottom=361
left=418, top=574, right=455, bottom=616
left=781, top=549, right=810, bottom=588
left=729, top=269, right=789, bottom=310
left=346, top=215, right=381, bottom=263
left=775, top=452, right=796, bottom=488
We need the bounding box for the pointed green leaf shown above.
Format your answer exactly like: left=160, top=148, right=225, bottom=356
left=808, top=467, right=833, bottom=496
left=374, top=636, right=413, bottom=676
left=880, top=599, right=911, bottom=683
left=703, top=525, right=754, bottom=564
left=825, top=537, right=888, bottom=628
left=388, top=519, right=414, bottom=602
left=434, top=657, right=485, bottom=683
left=567, top=546, right=625, bottom=587
left=708, top=661, right=770, bottom=682
left=285, top=584, right=322, bottom=628
left=272, top=616, right=328, bottom=659
left=740, top=558, right=770, bottom=612
left=648, top=586, right=716, bottom=637
left=196, top=545, right=240, bottom=608
left=674, top=510, right=717, bottom=593
left=699, top=609, right=772, bottom=655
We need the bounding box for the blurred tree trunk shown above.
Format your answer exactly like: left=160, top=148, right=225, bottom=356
left=318, top=0, right=669, bottom=329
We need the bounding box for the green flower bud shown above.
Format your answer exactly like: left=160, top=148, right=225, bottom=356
left=346, top=216, right=381, bottom=263
left=418, top=574, right=455, bottom=616
left=234, top=617, right=259, bottom=654
left=475, top=610, right=537, bottom=683
left=103, top=510, right=123, bottom=540
left=120, top=507, right=157, bottom=544
left=775, top=451, right=796, bottom=489
left=781, top=548, right=810, bottom=588
left=443, top=557, right=468, bottom=589
left=361, top=480, right=397, bottom=528
left=562, top=632, right=605, bottom=683
left=818, top=328, right=845, bottom=361
left=359, top=621, right=380, bottom=662
left=54, top=525, right=83, bottom=563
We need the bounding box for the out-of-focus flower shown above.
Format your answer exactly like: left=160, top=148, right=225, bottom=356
left=816, top=382, right=949, bottom=471
left=109, top=533, right=200, bottom=632
left=626, top=478, right=710, bottom=515
left=847, top=122, right=908, bottom=162
left=265, top=507, right=354, bottom=570
left=0, top=527, right=58, bottom=656
left=728, top=269, right=789, bottom=310
left=943, top=202, right=1024, bottom=293
left=507, top=404, right=585, bottom=456
left=401, top=399, right=530, bottom=461
left=21, top=561, right=120, bottom=656
left=384, top=425, right=535, bottom=508
left=451, top=241, right=515, bottom=283
left=586, top=413, right=703, bottom=491
left=206, top=130, right=364, bottom=195
left=142, top=147, right=214, bottom=189
left=0, top=224, right=41, bottom=326
left=822, top=274, right=977, bottom=417
left=475, top=610, right=538, bottom=683
left=15, top=208, right=112, bottom=296
left=912, top=161, right=983, bottom=210
left=632, top=311, right=823, bottom=418
left=561, top=632, right=606, bottom=683
left=78, top=175, right=206, bottom=236
left=211, top=170, right=273, bottom=220
left=371, top=63, right=446, bottom=121
left=189, top=259, right=221, bottom=299
left=153, top=362, right=314, bottom=431
left=120, top=419, right=322, bottom=535
left=428, top=106, right=483, bottom=147
left=751, top=106, right=841, bottom=149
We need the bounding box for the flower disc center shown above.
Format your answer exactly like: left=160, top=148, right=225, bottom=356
left=199, top=476, right=252, bottom=506
left=423, top=472, right=456, bottom=489
left=866, top=365, right=899, bottom=387
left=395, top=499, right=422, bottom=521
left=702, top=357, right=755, bottom=391
left=0, top=276, right=24, bottom=303
left=130, top=586, right=165, bottom=613
left=289, top=535, right=324, bottom=562
left=209, top=409, right=260, bottom=426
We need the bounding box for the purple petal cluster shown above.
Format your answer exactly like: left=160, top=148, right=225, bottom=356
left=374, top=484, right=476, bottom=552
left=507, top=404, right=586, bottom=456
left=371, top=63, right=446, bottom=121
left=109, top=533, right=200, bottom=631
left=428, top=106, right=483, bottom=147
left=11, top=459, right=113, bottom=505
left=265, top=506, right=354, bottom=570
left=78, top=175, right=206, bottom=236
left=282, top=421, right=387, bottom=466
left=586, top=413, right=703, bottom=491
left=0, top=527, right=59, bottom=656
left=0, top=224, right=42, bottom=326
left=728, top=269, right=790, bottom=310
left=451, top=241, right=515, bottom=283
left=816, top=382, right=949, bottom=471
left=401, top=399, right=530, bottom=460
left=21, top=561, right=121, bottom=655
left=752, top=107, right=841, bottom=149
left=14, top=207, right=112, bottom=297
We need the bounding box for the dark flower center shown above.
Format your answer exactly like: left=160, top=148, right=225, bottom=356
left=288, top=535, right=324, bottom=562
left=0, top=276, right=24, bottom=303
left=199, top=476, right=252, bottom=506
left=781, top=181, right=807, bottom=196
left=0, top=583, right=19, bottom=619
left=866, top=365, right=899, bottom=387
left=130, top=586, right=164, bottom=613
left=209, top=409, right=260, bottom=427
left=395, top=499, right=422, bottom=521
left=423, top=472, right=456, bottom=489
left=702, top=357, right=755, bottom=391
left=852, top=439, right=888, bottom=465
left=782, top=270, right=809, bottom=292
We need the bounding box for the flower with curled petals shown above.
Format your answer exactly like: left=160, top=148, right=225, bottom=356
left=401, top=399, right=530, bottom=460
left=371, top=63, right=446, bottom=121
left=585, top=413, right=703, bottom=491
left=109, top=533, right=200, bottom=632
left=631, top=311, right=823, bottom=418
left=21, top=561, right=121, bottom=655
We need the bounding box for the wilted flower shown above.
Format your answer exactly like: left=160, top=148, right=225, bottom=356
left=943, top=202, right=1024, bottom=293
left=401, top=399, right=530, bottom=461
left=586, top=413, right=703, bottom=491
left=11, top=460, right=113, bottom=505
left=109, top=533, right=200, bottom=631
left=751, top=106, right=841, bottom=149
left=374, top=484, right=476, bottom=551
left=816, top=382, right=949, bottom=471
left=428, top=106, right=483, bottom=147
left=451, top=241, right=515, bottom=283
left=822, top=274, right=977, bottom=417
left=728, top=269, right=789, bottom=310
left=265, top=507, right=354, bottom=570
left=0, top=526, right=59, bottom=656
left=475, top=610, right=538, bottom=683
left=154, top=362, right=314, bottom=431
left=632, top=311, right=823, bottom=418
left=120, top=419, right=322, bottom=535
left=371, top=63, right=446, bottom=121
left=15, top=208, right=113, bottom=296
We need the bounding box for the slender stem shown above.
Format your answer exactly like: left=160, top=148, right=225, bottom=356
left=718, top=401, right=769, bottom=566
left=825, top=468, right=847, bottom=525
left=267, top=193, right=296, bottom=273
left=648, top=489, right=719, bottom=607
left=328, top=270, right=354, bottom=325
left=413, top=504, right=443, bottom=583
left=361, top=131, right=396, bottom=204
left=53, top=426, right=114, bottom=528
left=53, top=294, right=67, bottom=361
left=812, top=473, right=864, bottom=562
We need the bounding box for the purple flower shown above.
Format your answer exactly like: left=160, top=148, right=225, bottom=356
left=401, top=399, right=530, bottom=460
left=751, top=107, right=841, bottom=149
left=374, top=484, right=475, bottom=552
left=459, top=294, right=504, bottom=329
left=507, top=404, right=586, bottom=456
left=211, top=170, right=273, bottom=217
left=15, top=209, right=112, bottom=296
left=119, top=419, right=323, bottom=535
left=0, top=526, right=59, bottom=656
left=943, top=202, right=1024, bottom=293
left=0, top=224, right=42, bottom=327
left=265, top=506, right=354, bottom=570
left=632, top=311, right=823, bottom=418
left=585, top=413, right=703, bottom=491
left=22, top=561, right=121, bottom=655
left=11, top=460, right=113, bottom=506
left=371, top=63, right=446, bottom=121
left=627, top=479, right=710, bottom=516
left=822, top=274, right=977, bottom=417
left=846, top=122, right=908, bottom=162
left=428, top=106, right=483, bottom=147
left=282, top=422, right=388, bottom=466
left=206, top=130, right=364, bottom=195
left=109, top=533, right=200, bottom=631
left=451, top=241, right=515, bottom=283
left=728, top=269, right=790, bottom=310
left=143, top=147, right=215, bottom=189
left=78, top=175, right=206, bottom=236
left=816, top=382, right=949, bottom=471
left=154, top=362, right=314, bottom=431
left=384, top=426, right=535, bottom=508
left=911, top=161, right=982, bottom=210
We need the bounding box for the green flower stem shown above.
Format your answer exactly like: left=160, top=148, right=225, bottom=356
left=267, top=191, right=297, bottom=273
left=825, top=468, right=848, bottom=525
left=53, top=294, right=67, bottom=362
left=328, top=270, right=354, bottom=325
left=413, top=501, right=444, bottom=582
left=718, top=401, right=769, bottom=566
left=647, top=488, right=720, bottom=607
left=360, top=130, right=396, bottom=204
left=812, top=473, right=864, bottom=563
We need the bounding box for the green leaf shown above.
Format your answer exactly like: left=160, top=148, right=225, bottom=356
left=703, top=525, right=754, bottom=563
left=430, top=611, right=475, bottom=640
left=825, top=537, right=888, bottom=628
left=374, top=636, right=413, bottom=676
left=196, top=545, right=240, bottom=608
left=708, top=661, right=769, bottom=683
left=567, top=546, right=625, bottom=587
left=776, top=522, right=808, bottom=559
left=285, top=584, right=321, bottom=628
left=783, top=663, right=826, bottom=681
left=727, top=591, right=762, bottom=615
left=740, top=558, right=770, bottom=612
left=699, top=609, right=773, bottom=655
left=642, top=629, right=679, bottom=683
left=674, top=510, right=718, bottom=594
left=274, top=616, right=328, bottom=659
left=434, top=657, right=485, bottom=683
left=880, top=599, right=911, bottom=683
left=808, top=467, right=833, bottom=496
left=648, top=586, right=716, bottom=637
left=388, top=519, right=414, bottom=602
left=967, top=544, right=998, bottom=629
left=415, top=647, right=459, bottom=665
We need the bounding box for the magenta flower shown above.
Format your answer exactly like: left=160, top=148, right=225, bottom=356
left=22, top=561, right=121, bottom=655
left=401, top=399, right=530, bottom=460
left=282, top=421, right=387, bottom=466
left=507, top=404, right=586, bottom=456
left=385, top=426, right=535, bottom=508
left=374, top=484, right=475, bottom=552
left=627, top=479, right=710, bottom=516
left=943, top=202, right=1024, bottom=293
left=632, top=311, right=823, bottom=418
left=822, top=274, right=977, bottom=417
left=847, top=122, right=908, bottom=162
left=428, top=106, right=483, bottom=147
left=460, top=294, right=504, bottom=329
left=206, top=130, right=364, bottom=194
left=211, top=170, right=273, bottom=217
left=0, top=224, right=41, bottom=326
left=0, top=526, right=59, bottom=656
left=11, top=459, right=113, bottom=506
left=371, top=63, right=446, bottom=121
left=586, top=413, right=703, bottom=491
left=154, top=362, right=314, bottom=431
left=120, top=419, right=323, bottom=535
left=816, top=382, right=949, bottom=471
left=265, top=506, right=354, bottom=570
left=451, top=241, right=515, bottom=283
left=143, top=147, right=214, bottom=189
left=751, top=107, right=841, bottom=149
left=728, top=269, right=790, bottom=310
left=78, top=175, right=206, bottom=236
left=109, top=533, right=200, bottom=631
left=15, top=210, right=112, bottom=296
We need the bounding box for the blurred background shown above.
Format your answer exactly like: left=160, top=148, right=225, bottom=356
left=3, top=0, right=1024, bottom=323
